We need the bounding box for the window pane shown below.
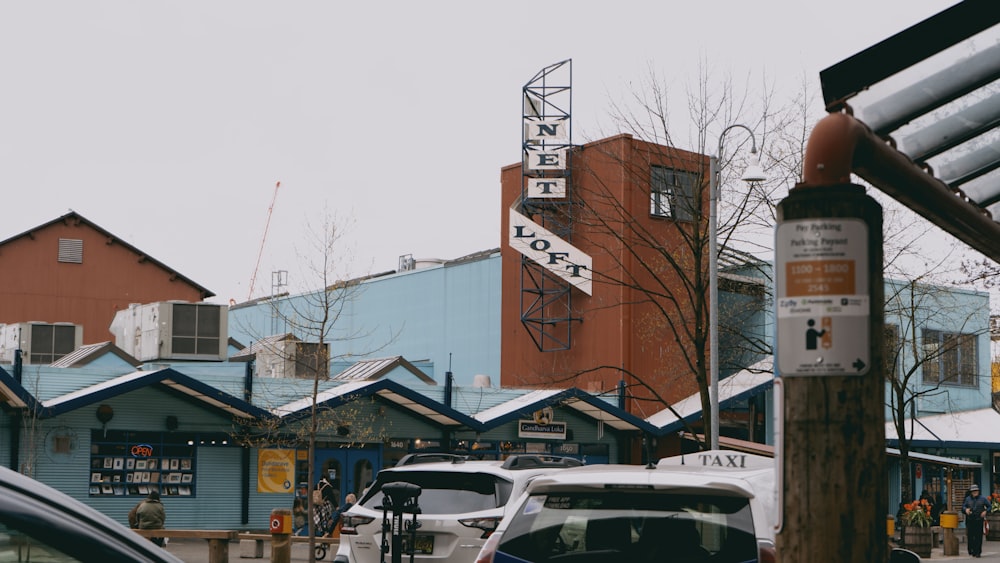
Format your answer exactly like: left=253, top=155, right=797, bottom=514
left=959, top=333, right=978, bottom=386
left=359, top=472, right=510, bottom=514
left=922, top=329, right=941, bottom=384
left=650, top=166, right=697, bottom=221
left=498, top=492, right=756, bottom=562
left=0, top=522, right=82, bottom=562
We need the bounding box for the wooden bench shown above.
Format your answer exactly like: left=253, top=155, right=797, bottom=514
left=133, top=529, right=239, bottom=563
left=237, top=533, right=339, bottom=559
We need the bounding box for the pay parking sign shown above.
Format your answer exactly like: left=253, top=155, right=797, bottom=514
left=776, top=219, right=870, bottom=376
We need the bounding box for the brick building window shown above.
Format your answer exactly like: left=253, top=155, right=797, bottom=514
left=650, top=166, right=698, bottom=221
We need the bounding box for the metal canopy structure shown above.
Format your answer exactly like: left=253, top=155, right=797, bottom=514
left=814, top=0, right=1000, bottom=262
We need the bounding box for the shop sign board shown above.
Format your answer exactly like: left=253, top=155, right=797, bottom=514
left=518, top=420, right=567, bottom=440
left=776, top=218, right=870, bottom=376
left=257, top=449, right=295, bottom=493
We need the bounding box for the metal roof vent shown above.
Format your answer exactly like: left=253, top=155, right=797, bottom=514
left=58, top=239, right=83, bottom=263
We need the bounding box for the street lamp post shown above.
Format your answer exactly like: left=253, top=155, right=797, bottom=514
left=708, top=124, right=766, bottom=451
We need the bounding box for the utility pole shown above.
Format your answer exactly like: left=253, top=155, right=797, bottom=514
left=774, top=183, right=885, bottom=562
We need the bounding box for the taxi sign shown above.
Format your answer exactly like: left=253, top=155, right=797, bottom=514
left=657, top=450, right=773, bottom=472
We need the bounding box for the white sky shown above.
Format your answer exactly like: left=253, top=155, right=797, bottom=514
left=0, top=1, right=957, bottom=304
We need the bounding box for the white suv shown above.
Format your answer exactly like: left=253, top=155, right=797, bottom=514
left=333, top=453, right=582, bottom=563
left=475, top=450, right=777, bottom=563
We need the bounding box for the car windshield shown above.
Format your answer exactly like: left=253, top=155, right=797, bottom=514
left=359, top=471, right=513, bottom=514
left=496, top=491, right=757, bottom=563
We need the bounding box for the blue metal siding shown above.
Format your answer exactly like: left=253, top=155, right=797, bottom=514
left=228, top=252, right=501, bottom=387
left=13, top=386, right=247, bottom=528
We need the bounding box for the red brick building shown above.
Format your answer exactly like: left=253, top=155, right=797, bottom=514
left=0, top=211, right=213, bottom=345
left=501, top=134, right=711, bottom=419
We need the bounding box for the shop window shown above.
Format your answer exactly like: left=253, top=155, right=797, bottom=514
left=89, top=430, right=196, bottom=498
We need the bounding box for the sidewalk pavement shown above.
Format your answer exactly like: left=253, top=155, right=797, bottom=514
left=920, top=538, right=1000, bottom=561
left=160, top=537, right=1000, bottom=562
left=162, top=537, right=339, bottom=562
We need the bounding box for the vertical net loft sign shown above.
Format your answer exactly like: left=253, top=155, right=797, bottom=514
left=775, top=219, right=870, bottom=376
left=510, top=60, right=593, bottom=296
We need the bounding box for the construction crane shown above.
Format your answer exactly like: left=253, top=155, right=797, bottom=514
left=248, top=181, right=281, bottom=301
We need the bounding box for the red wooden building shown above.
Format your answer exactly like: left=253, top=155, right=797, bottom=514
left=0, top=211, right=213, bottom=346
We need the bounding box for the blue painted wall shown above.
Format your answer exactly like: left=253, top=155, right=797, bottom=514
left=228, top=251, right=502, bottom=387
left=883, top=279, right=992, bottom=416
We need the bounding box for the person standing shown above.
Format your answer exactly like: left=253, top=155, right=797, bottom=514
left=136, top=490, right=167, bottom=547
left=314, top=476, right=338, bottom=536
left=963, top=483, right=989, bottom=557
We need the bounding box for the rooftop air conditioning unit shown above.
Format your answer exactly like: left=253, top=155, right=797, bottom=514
left=255, top=340, right=329, bottom=379
left=109, top=302, right=227, bottom=362
left=0, top=322, right=83, bottom=365
left=398, top=254, right=416, bottom=272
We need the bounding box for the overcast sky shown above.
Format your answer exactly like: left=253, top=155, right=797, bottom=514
left=0, top=1, right=955, bottom=304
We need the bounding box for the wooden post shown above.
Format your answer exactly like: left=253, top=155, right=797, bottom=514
left=207, top=538, right=230, bottom=563
left=270, top=508, right=292, bottom=563
left=775, top=184, right=886, bottom=563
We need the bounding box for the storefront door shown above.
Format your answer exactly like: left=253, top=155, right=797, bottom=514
left=314, top=447, right=380, bottom=506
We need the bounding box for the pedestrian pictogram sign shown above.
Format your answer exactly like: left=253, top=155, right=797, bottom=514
left=776, top=219, right=870, bottom=376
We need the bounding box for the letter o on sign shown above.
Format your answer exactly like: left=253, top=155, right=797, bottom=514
left=271, top=518, right=280, bottom=529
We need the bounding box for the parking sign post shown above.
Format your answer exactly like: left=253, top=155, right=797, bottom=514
left=774, top=183, right=886, bottom=563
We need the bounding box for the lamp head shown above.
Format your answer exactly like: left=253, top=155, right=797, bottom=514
left=741, top=162, right=767, bottom=183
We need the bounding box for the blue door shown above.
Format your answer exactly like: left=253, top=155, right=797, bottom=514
left=314, top=446, right=381, bottom=506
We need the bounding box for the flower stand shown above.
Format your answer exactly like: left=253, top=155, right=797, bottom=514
left=904, top=526, right=933, bottom=558
left=987, top=513, right=1000, bottom=541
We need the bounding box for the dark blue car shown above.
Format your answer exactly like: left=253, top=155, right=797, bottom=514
left=0, top=465, right=183, bottom=562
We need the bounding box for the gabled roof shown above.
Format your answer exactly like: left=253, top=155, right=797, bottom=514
left=273, top=379, right=481, bottom=429
left=0, top=211, right=213, bottom=297
left=331, top=356, right=435, bottom=384
left=41, top=367, right=271, bottom=420
left=473, top=388, right=658, bottom=434
left=646, top=358, right=774, bottom=432
left=49, top=342, right=141, bottom=368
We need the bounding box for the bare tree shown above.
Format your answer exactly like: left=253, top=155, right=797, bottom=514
left=882, top=230, right=991, bottom=515
left=232, top=211, right=396, bottom=562
left=534, top=64, right=811, bottom=447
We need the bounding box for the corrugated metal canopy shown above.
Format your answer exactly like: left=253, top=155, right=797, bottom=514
left=274, top=379, right=481, bottom=429
left=473, top=388, right=658, bottom=433
left=885, top=406, right=1000, bottom=448
left=818, top=0, right=1000, bottom=260
left=42, top=368, right=270, bottom=420
left=0, top=367, right=38, bottom=410
left=647, top=359, right=774, bottom=432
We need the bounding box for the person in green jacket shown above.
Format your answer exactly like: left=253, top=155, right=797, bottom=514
left=136, top=490, right=166, bottom=546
